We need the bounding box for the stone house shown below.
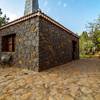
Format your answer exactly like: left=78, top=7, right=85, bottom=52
left=0, top=0, right=79, bottom=71
left=0, top=11, right=79, bottom=71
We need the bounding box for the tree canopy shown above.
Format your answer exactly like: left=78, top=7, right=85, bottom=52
left=80, top=16, right=100, bottom=56
left=0, top=8, right=9, bottom=27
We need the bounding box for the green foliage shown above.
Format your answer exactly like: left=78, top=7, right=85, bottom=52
left=93, top=30, right=100, bottom=50
left=87, top=16, right=100, bottom=46
left=80, top=54, right=93, bottom=58
left=80, top=31, right=94, bottom=55
left=80, top=15, right=100, bottom=58
left=0, top=8, right=9, bottom=27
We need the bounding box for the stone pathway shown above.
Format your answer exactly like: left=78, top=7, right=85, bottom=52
left=0, top=58, right=100, bottom=100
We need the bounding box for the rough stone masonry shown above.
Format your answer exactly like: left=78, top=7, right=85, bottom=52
left=0, top=11, right=79, bottom=71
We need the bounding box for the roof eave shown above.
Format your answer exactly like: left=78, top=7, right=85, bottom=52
left=0, top=10, right=79, bottom=38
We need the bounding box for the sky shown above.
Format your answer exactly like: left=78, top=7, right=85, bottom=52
left=0, top=0, right=100, bottom=34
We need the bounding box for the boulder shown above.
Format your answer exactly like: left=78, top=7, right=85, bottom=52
left=0, top=54, right=12, bottom=65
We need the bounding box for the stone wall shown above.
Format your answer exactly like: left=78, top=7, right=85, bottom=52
left=0, top=16, right=39, bottom=71
left=39, top=17, right=79, bottom=71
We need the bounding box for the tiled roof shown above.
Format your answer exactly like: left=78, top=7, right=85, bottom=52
left=0, top=10, right=79, bottom=38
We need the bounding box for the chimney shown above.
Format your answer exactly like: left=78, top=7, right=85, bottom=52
left=24, top=0, right=39, bottom=15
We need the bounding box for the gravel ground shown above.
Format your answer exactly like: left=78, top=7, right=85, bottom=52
left=0, top=58, right=100, bottom=100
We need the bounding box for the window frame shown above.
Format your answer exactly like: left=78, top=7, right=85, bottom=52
left=1, top=34, right=16, bottom=52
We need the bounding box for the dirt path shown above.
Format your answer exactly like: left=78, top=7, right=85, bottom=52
left=0, top=58, right=100, bottom=100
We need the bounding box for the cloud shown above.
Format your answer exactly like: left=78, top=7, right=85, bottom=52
left=7, top=12, right=19, bottom=21
left=46, top=8, right=51, bottom=13
left=42, top=7, right=51, bottom=14
left=44, top=0, right=48, bottom=7
left=0, top=0, right=20, bottom=21
left=40, top=0, right=51, bottom=13
left=57, top=1, right=67, bottom=8
left=57, top=1, right=62, bottom=6
left=63, top=3, right=67, bottom=8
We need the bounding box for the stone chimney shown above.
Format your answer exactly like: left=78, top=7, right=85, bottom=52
left=24, top=0, right=39, bottom=15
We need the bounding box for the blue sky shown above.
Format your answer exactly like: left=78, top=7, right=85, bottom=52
left=0, top=0, right=100, bottom=34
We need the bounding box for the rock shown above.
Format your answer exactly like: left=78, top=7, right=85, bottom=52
left=81, top=87, right=92, bottom=94
left=0, top=95, right=5, bottom=100
left=48, top=96, right=54, bottom=100
left=20, top=92, right=32, bottom=100
left=95, top=94, right=100, bottom=100
left=1, top=54, right=12, bottom=64
left=5, top=95, right=15, bottom=100
left=76, top=94, right=94, bottom=100
left=63, top=95, right=74, bottom=100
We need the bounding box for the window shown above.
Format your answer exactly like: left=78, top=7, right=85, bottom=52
left=2, top=34, right=16, bottom=52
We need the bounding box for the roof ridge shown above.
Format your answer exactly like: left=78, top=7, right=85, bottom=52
left=0, top=10, right=79, bottom=38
